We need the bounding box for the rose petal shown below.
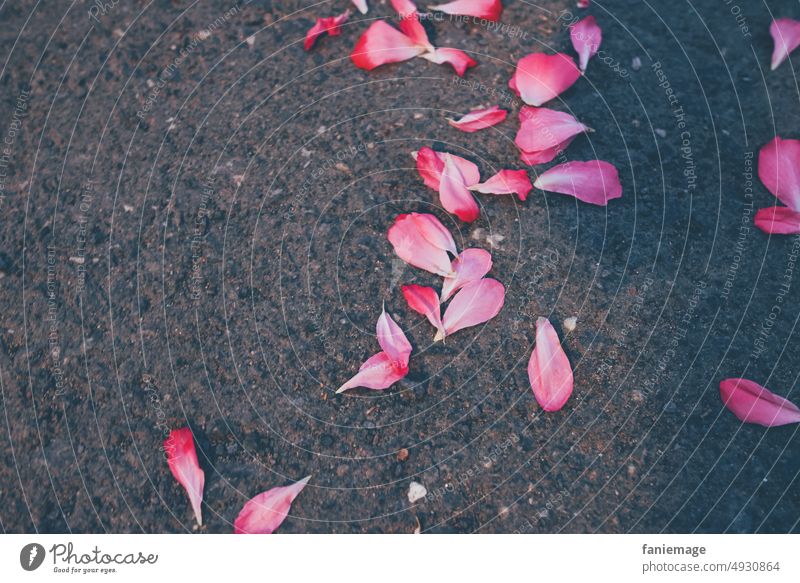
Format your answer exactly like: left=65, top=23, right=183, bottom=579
left=439, top=153, right=480, bottom=222
left=508, top=53, right=581, bottom=106
left=441, top=248, right=493, bottom=301
left=533, top=160, right=622, bottom=205
left=770, top=18, right=800, bottom=71
left=754, top=206, right=800, bottom=235
left=376, top=307, right=412, bottom=366
left=720, top=378, right=800, bottom=427
left=352, top=0, right=369, bottom=14
left=304, top=11, right=350, bottom=51
left=758, top=136, right=800, bottom=211
left=336, top=351, right=409, bottom=393
left=469, top=169, right=532, bottom=201
left=391, top=0, right=419, bottom=17
left=528, top=317, right=574, bottom=412
left=164, top=427, right=205, bottom=526
left=515, top=107, right=590, bottom=154
left=402, top=285, right=444, bottom=335
left=438, top=278, right=505, bottom=340
left=570, top=16, right=602, bottom=72
left=351, top=21, right=427, bottom=71
left=234, top=476, right=311, bottom=534
left=398, top=12, right=434, bottom=51
left=520, top=138, right=575, bottom=165
left=388, top=213, right=455, bottom=275
left=415, top=147, right=481, bottom=190
left=428, top=0, right=503, bottom=21
left=448, top=105, right=507, bottom=132
left=422, top=47, right=477, bottom=76
left=411, top=211, right=458, bottom=254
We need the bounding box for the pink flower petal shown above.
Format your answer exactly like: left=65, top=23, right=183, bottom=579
left=439, top=153, right=480, bottom=222
left=515, top=107, right=590, bottom=154
left=402, top=284, right=444, bottom=335
left=438, top=278, right=505, bottom=341
left=570, top=16, right=602, bottom=72
left=508, top=53, right=580, bottom=106
left=351, top=21, right=427, bottom=71
left=758, top=136, right=800, bottom=211
left=533, top=160, right=622, bottom=205
left=392, top=0, right=419, bottom=17
left=164, top=427, right=205, bottom=526
left=388, top=212, right=456, bottom=275
left=770, top=18, right=800, bottom=71
left=720, top=378, right=800, bottom=427
left=448, top=105, right=507, bottom=132
left=520, top=138, right=575, bottom=165
left=304, top=11, right=350, bottom=51
left=376, top=307, right=412, bottom=366
left=469, top=169, right=532, bottom=201
left=441, top=248, right=493, bottom=301
left=415, top=147, right=481, bottom=190
left=234, top=476, right=311, bottom=534
left=754, top=206, right=800, bottom=235
left=398, top=12, right=434, bottom=51
left=337, top=351, right=408, bottom=393
left=577, top=0, right=590, bottom=7
left=428, top=0, right=503, bottom=21
left=352, top=0, right=369, bottom=14
left=422, top=47, right=477, bottom=76
left=528, top=317, right=573, bottom=412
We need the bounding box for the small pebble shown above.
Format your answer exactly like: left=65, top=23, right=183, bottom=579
left=408, top=481, right=427, bottom=503
left=563, top=316, right=577, bottom=332
left=655, top=128, right=667, bottom=138
left=631, top=56, right=642, bottom=71
left=397, top=448, right=409, bottom=461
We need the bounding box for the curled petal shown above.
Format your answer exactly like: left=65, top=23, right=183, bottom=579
left=570, top=16, right=602, bottom=72
left=164, top=427, right=205, bottom=526
left=304, top=11, right=350, bottom=51
left=440, top=153, right=480, bottom=222
left=376, top=308, right=412, bottom=366
left=415, top=147, right=480, bottom=190
left=758, top=136, right=800, bottom=211
left=528, top=317, right=573, bottom=412
left=754, top=206, right=800, bottom=235
left=720, top=378, right=800, bottom=427
left=770, top=18, right=800, bottom=71
left=392, top=0, right=419, bottom=17
left=411, top=212, right=458, bottom=254
left=422, top=47, right=477, bottom=76
left=520, top=138, right=575, bottom=165
left=388, top=213, right=455, bottom=276
left=469, top=169, right=532, bottom=201
left=438, top=278, right=505, bottom=340
left=402, top=285, right=444, bottom=335
left=508, top=53, right=580, bottom=106
left=352, top=0, right=369, bottom=14
left=441, top=248, right=493, bottom=301
left=234, top=476, right=311, bottom=534
left=448, top=105, right=507, bottom=132
left=534, top=160, right=622, bottom=205
left=428, top=0, right=503, bottom=21
left=351, top=21, right=426, bottom=70
left=516, top=107, right=590, bottom=154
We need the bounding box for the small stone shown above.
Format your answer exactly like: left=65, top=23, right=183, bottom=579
left=663, top=400, right=678, bottom=413
left=413, top=113, right=424, bottom=120
left=408, top=481, right=427, bottom=503
left=631, top=56, right=642, bottom=71
left=334, top=162, right=350, bottom=173
left=655, top=128, right=667, bottom=138
left=397, top=448, right=409, bottom=461
left=246, top=35, right=255, bottom=47
left=563, top=316, right=577, bottom=332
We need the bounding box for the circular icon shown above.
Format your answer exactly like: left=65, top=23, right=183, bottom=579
left=19, top=543, right=45, bottom=571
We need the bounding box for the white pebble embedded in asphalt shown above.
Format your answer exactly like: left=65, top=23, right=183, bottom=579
left=563, top=317, right=577, bottom=332
left=408, top=481, right=427, bottom=503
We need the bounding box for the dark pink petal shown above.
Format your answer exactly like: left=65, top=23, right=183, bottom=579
left=534, top=160, right=622, bottom=205
left=570, top=16, right=602, bottom=72
left=337, top=351, right=408, bottom=393
left=428, top=0, right=503, bottom=21
left=720, top=378, right=800, bottom=427
left=758, top=136, right=800, bottom=211
left=577, top=0, right=590, bottom=7
left=422, top=47, right=477, bottom=76
left=528, top=317, right=573, bottom=412
left=441, top=248, right=493, bottom=301
left=515, top=107, right=590, bottom=154
left=352, top=0, right=369, bottom=14
left=754, top=206, right=800, bottom=234
left=438, top=278, right=505, bottom=340
left=469, top=169, right=532, bottom=201
left=351, top=21, right=426, bottom=71
left=415, top=146, right=446, bottom=190
left=770, top=18, right=800, bottom=70
left=164, top=427, right=205, bottom=526
left=376, top=307, right=412, bottom=366
left=402, top=285, right=444, bottom=335
left=448, top=105, right=507, bottom=132
left=508, top=53, right=580, bottom=106
left=398, top=12, right=433, bottom=51
left=439, top=153, right=480, bottom=222
left=519, top=138, right=575, bottom=165
left=304, top=11, right=350, bottom=51
left=234, top=476, right=311, bottom=534
left=392, top=0, right=419, bottom=17
left=388, top=213, right=455, bottom=276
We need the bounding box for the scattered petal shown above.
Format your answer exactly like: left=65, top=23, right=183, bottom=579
left=515, top=107, right=590, bottom=156
left=448, top=105, right=507, bottom=132
left=570, top=16, right=602, bottom=72
left=441, top=248, right=493, bottom=301
left=398, top=12, right=434, bottom=51
left=388, top=213, right=456, bottom=275
left=720, top=378, right=800, bottom=427
left=428, top=0, right=503, bottom=21
left=758, top=136, right=800, bottom=211
left=438, top=278, right=505, bottom=341
left=754, top=206, right=800, bottom=234
left=422, top=47, right=477, bottom=76
left=402, top=284, right=444, bottom=335
left=520, top=140, right=575, bottom=165
left=376, top=307, right=413, bottom=365
left=352, top=0, right=369, bottom=14
left=469, top=169, right=532, bottom=201
left=351, top=21, right=427, bottom=71
left=508, top=53, right=580, bottom=106
left=234, top=476, right=311, bottom=534
left=769, top=18, right=800, bottom=71
left=337, top=351, right=408, bottom=393
left=528, top=317, right=573, bottom=412
left=534, top=160, right=622, bottom=205
left=391, top=0, right=419, bottom=17
left=439, top=153, right=480, bottom=222
left=304, top=11, right=350, bottom=51
left=415, top=146, right=446, bottom=191
left=164, top=427, right=205, bottom=526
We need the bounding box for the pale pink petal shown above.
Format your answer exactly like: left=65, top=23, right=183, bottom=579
left=441, top=248, right=493, bottom=301
left=398, top=12, right=434, bottom=51
left=770, top=18, right=800, bottom=71
left=402, top=285, right=444, bottom=335
left=533, top=160, right=622, bottom=205
left=508, top=53, right=581, bottom=106
left=376, top=307, right=412, bottom=366
left=337, top=351, right=409, bottom=393
left=758, top=136, right=800, bottom=211
left=515, top=107, right=590, bottom=154
left=438, top=278, right=505, bottom=340
left=304, top=11, right=350, bottom=51
left=469, top=169, right=532, bottom=201
left=410, top=212, right=458, bottom=255
left=422, top=47, right=477, bottom=77
left=234, top=476, right=311, bottom=534
left=164, top=427, right=205, bottom=526
left=448, top=105, right=507, bottom=132
left=415, top=148, right=480, bottom=190
left=570, top=16, right=602, bottom=72
left=520, top=138, right=575, bottom=165
left=351, top=21, right=426, bottom=71
left=754, top=206, right=800, bottom=235
left=352, top=0, right=369, bottom=14
left=528, top=317, right=573, bottom=412
left=439, top=153, right=480, bottom=222
left=388, top=213, right=454, bottom=276
left=720, top=378, right=800, bottom=427
left=428, top=0, right=503, bottom=21
left=392, top=0, right=419, bottom=17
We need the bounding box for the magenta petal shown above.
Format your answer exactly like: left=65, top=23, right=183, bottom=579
left=528, top=317, right=573, bottom=412
left=337, top=351, right=408, bottom=393
left=376, top=308, right=412, bottom=366
left=440, top=153, right=480, bottom=222
left=534, top=160, right=622, bottom=205
left=402, top=284, right=444, bottom=335
left=469, top=169, right=532, bottom=201
left=515, top=107, right=590, bottom=154
left=304, top=11, right=350, bottom=51
left=441, top=248, right=493, bottom=301
left=428, top=0, right=503, bottom=21
left=448, top=105, right=507, bottom=133
left=421, top=47, right=477, bottom=77
left=391, top=0, right=418, bottom=17
left=508, top=53, right=581, bottom=107
left=164, top=427, right=205, bottom=526
left=720, top=378, right=800, bottom=427
left=411, top=212, right=458, bottom=255
left=570, top=16, right=602, bottom=72
left=350, top=21, right=426, bottom=71
left=770, top=18, right=800, bottom=71
left=520, top=138, right=575, bottom=165
left=758, top=136, right=800, bottom=211
left=234, top=476, right=311, bottom=534
left=415, top=147, right=480, bottom=191
left=439, top=278, right=504, bottom=340
left=754, top=206, right=800, bottom=234
left=388, top=213, right=455, bottom=276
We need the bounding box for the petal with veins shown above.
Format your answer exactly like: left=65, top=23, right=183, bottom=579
left=528, top=317, right=573, bottom=412
left=754, top=206, right=800, bottom=235
left=441, top=248, right=493, bottom=301
left=164, top=427, right=205, bottom=526
left=520, top=138, right=575, bottom=165
left=402, top=285, right=444, bottom=335
left=758, top=136, right=800, bottom=211
left=439, top=153, right=480, bottom=222
left=720, top=378, right=800, bottom=427
left=411, top=212, right=458, bottom=255
left=469, top=169, right=532, bottom=201
left=448, top=105, right=507, bottom=132
left=570, top=16, right=602, bottom=72
left=388, top=213, right=455, bottom=276
left=234, top=476, right=311, bottom=534
left=515, top=107, right=590, bottom=154
left=422, top=47, right=477, bottom=76
left=351, top=21, right=427, bottom=71
left=438, top=278, right=505, bottom=340
left=337, top=351, right=409, bottom=393
left=534, top=160, right=622, bottom=205
left=376, top=308, right=412, bottom=366
left=304, top=11, right=350, bottom=51
left=428, top=0, right=503, bottom=21
left=770, top=18, right=800, bottom=70
left=508, top=53, right=580, bottom=106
